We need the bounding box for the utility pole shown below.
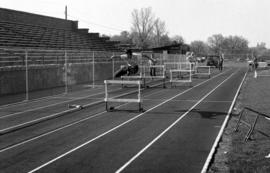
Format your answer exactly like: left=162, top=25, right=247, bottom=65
left=65, top=5, right=67, bottom=20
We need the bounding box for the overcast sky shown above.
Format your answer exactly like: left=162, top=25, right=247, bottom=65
left=0, top=0, right=269, bottom=47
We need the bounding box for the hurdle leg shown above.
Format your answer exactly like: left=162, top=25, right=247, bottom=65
left=139, top=102, right=143, bottom=112
left=105, top=80, right=109, bottom=111
left=143, top=78, right=146, bottom=88
left=163, top=78, right=166, bottom=88
left=105, top=101, right=108, bottom=112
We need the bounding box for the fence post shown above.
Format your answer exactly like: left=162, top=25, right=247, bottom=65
left=112, top=52, right=115, bottom=80
left=25, top=50, right=29, bottom=101
left=92, top=51, right=95, bottom=88
left=64, top=50, right=68, bottom=94
left=234, top=108, right=246, bottom=132
left=245, top=114, right=259, bottom=141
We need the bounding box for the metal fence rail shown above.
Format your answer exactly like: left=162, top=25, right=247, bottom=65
left=234, top=107, right=270, bottom=141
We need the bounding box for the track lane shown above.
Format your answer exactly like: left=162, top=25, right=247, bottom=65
left=116, top=69, right=246, bottom=173
left=27, top=70, right=238, bottom=173
left=0, top=86, right=142, bottom=131
left=0, top=68, right=234, bottom=173
left=0, top=79, right=187, bottom=150
left=0, top=87, right=166, bottom=150
left=0, top=87, right=104, bottom=111
left=22, top=70, right=234, bottom=172
left=0, top=71, right=226, bottom=146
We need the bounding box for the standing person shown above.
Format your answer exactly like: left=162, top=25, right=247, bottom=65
left=186, top=52, right=195, bottom=70
left=149, top=53, right=157, bottom=76
left=219, top=53, right=224, bottom=71
left=253, top=56, right=258, bottom=70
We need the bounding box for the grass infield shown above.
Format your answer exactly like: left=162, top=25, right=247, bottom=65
left=209, top=65, right=270, bottom=173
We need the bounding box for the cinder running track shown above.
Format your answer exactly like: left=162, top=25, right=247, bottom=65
left=0, top=67, right=246, bottom=173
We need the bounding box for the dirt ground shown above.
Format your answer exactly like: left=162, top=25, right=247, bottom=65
left=208, top=65, right=270, bottom=173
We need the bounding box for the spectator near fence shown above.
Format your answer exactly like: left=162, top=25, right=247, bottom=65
left=219, top=53, right=224, bottom=71
left=186, top=52, right=195, bottom=69
left=149, top=54, right=157, bottom=76
left=253, top=56, right=258, bottom=70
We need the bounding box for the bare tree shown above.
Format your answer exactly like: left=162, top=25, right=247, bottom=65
left=251, top=42, right=268, bottom=57
left=207, top=34, right=225, bottom=54
left=223, top=35, right=249, bottom=55
left=131, top=7, right=155, bottom=49
left=152, top=18, right=167, bottom=47
left=190, top=40, right=209, bottom=56
left=208, top=34, right=250, bottom=59
left=110, top=31, right=132, bottom=44
left=170, top=35, right=185, bottom=44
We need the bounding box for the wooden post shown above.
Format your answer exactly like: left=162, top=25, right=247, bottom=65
left=25, top=50, right=29, bottom=101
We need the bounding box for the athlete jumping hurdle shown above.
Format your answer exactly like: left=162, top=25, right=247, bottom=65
left=111, top=49, right=156, bottom=78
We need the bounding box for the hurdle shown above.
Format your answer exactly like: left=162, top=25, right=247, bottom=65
left=104, top=80, right=143, bottom=112
left=169, top=69, right=193, bottom=87
left=165, top=62, right=196, bottom=76
left=121, top=65, right=166, bottom=88
left=165, top=62, right=194, bottom=87
left=193, top=65, right=211, bottom=78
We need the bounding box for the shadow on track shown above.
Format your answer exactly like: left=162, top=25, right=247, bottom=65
left=173, top=109, right=228, bottom=119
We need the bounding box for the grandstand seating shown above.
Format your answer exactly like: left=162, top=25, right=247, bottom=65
left=0, top=7, right=119, bottom=51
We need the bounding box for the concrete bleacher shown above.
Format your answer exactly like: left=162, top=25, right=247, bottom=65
left=0, top=7, right=77, bottom=31
left=0, top=7, right=119, bottom=51
left=0, top=8, right=123, bottom=96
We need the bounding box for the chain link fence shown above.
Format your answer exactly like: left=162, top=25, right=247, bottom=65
left=0, top=48, right=123, bottom=104
left=0, top=48, right=188, bottom=105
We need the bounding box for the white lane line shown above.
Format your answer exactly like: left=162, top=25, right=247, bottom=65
left=0, top=88, right=137, bottom=133
left=0, top=93, right=102, bottom=119
left=201, top=70, right=247, bottom=173
left=0, top=99, right=101, bottom=134
left=143, top=98, right=232, bottom=103
left=0, top=82, right=154, bottom=132
left=0, top=87, right=103, bottom=110
left=0, top=80, right=171, bottom=152
left=27, top=70, right=229, bottom=173
left=0, top=108, right=108, bottom=153
left=0, top=80, right=166, bottom=133
left=0, top=93, right=66, bottom=110
left=115, top=72, right=236, bottom=173
left=0, top=88, right=120, bottom=119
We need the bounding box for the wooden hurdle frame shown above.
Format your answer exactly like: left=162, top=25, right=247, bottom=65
left=104, top=80, right=143, bottom=112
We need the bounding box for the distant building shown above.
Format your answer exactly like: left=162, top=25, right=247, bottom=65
left=150, top=43, right=190, bottom=54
